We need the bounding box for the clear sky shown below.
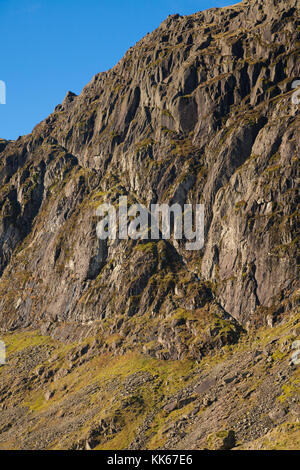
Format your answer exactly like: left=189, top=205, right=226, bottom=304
left=0, top=0, right=236, bottom=140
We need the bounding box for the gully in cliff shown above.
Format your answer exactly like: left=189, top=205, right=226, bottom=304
left=96, top=196, right=205, bottom=251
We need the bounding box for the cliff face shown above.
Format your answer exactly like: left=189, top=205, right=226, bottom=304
left=0, top=0, right=299, bottom=450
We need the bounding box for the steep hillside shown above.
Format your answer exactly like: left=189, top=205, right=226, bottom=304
left=0, top=0, right=299, bottom=450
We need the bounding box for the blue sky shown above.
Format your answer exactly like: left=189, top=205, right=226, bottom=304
left=0, top=0, right=235, bottom=140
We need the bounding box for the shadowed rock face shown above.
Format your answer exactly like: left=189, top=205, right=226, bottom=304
left=0, top=0, right=299, bottom=355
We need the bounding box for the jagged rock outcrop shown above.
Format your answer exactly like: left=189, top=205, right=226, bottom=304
left=0, top=0, right=299, bottom=450
left=0, top=0, right=298, bottom=344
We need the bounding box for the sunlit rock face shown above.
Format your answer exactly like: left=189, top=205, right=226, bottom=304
left=0, top=0, right=299, bottom=345
left=0, top=0, right=299, bottom=452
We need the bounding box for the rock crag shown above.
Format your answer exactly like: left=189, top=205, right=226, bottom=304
left=0, top=0, right=299, bottom=450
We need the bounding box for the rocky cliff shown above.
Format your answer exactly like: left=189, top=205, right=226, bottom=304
left=0, top=0, right=299, bottom=450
